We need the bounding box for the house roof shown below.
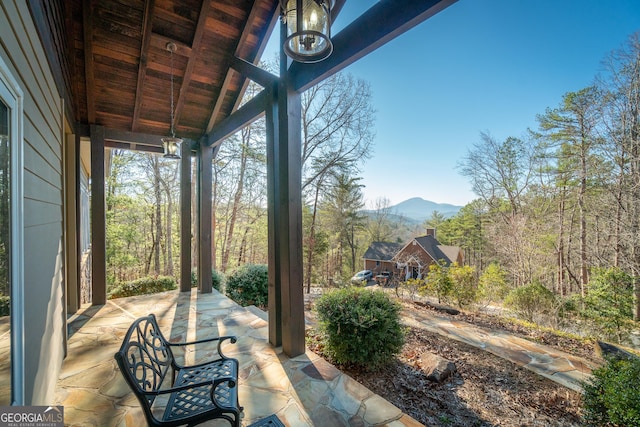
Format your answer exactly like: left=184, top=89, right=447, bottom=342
left=438, top=245, right=461, bottom=264
left=363, top=242, right=403, bottom=261
left=390, top=234, right=457, bottom=266
left=414, top=235, right=454, bottom=265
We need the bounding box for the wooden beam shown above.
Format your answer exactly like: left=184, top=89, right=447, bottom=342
left=197, top=142, right=212, bottom=293
left=173, top=0, right=212, bottom=127
left=82, top=0, right=96, bottom=123
left=275, top=23, right=305, bottom=357
left=103, top=141, right=164, bottom=154
left=90, top=125, right=106, bottom=305
left=290, top=0, right=458, bottom=92
left=64, top=132, right=80, bottom=314
left=230, top=56, right=278, bottom=88
left=131, top=0, right=155, bottom=132
left=265, top=87, right=281, bottom=347
left=102, top=127, right=165, bottom=146
left=180, top=140, right=192, bottom=292
left=205, top=0, right=279, bottom=132
left=204, top=89, right=269, bottom=147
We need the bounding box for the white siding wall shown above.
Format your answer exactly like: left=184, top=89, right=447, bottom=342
left=0, top=0, right=66, bottom=404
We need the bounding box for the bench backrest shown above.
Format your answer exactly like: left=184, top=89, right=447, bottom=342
left=114, top=314, right=175, bottom=407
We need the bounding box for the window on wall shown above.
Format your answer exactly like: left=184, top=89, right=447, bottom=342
left=0, top=91, right=11, bottom=406
left=0, top=58, right=24, bottom=405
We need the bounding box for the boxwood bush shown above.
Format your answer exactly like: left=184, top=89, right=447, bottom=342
left=191, top=269, right=225, bottom=292
left=211, top=269, right=225, bottom=292
left=108, top=276, right=177, bottom=299
left=582, top=356, right=640, bottom=426
left=315, top=287, right=405, bottom=369
left=504, top=282, right=556, bottom=322
left=225, top=264, right=268, bottom=308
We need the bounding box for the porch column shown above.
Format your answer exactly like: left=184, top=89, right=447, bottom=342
left=65, top=132, right=80, bottom=314
left=197, top=141, right=212, bottom=293
left=266, top=86, right=282, bottom=347
left=90, top=125, right=106, bottom=305
left=273, top=22, right=305, bottom=357
left=180, top=140, right=192, bottom=292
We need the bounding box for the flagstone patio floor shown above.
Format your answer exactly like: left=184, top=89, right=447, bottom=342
left=54, top=289, right=422, bottom=427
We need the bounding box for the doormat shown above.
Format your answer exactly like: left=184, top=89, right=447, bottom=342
left=246, top=414, right=285, bottom=427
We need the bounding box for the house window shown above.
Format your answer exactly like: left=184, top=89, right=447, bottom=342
left=0, top=57, right=24, bottom=405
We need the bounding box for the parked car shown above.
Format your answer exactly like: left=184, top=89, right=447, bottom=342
left=351, top=270, right=373, bottom=284
left=375, top=271, right=391, bottom=286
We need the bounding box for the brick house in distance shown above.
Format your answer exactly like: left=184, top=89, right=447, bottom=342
left=363, top=229, right=463, bottom=281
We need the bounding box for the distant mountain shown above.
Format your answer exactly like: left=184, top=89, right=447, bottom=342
left=390, top=197, right=462, bottom=222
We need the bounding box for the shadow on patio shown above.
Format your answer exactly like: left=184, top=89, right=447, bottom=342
left=54, top=289, right=422, bottom=426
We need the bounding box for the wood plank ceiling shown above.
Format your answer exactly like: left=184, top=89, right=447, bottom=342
left=69, top=0, right=279, bottom=141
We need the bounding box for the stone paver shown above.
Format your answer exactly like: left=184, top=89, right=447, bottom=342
left=402, top=307, right=598, bottom=392
left=55, top=289, right=421, bottom=426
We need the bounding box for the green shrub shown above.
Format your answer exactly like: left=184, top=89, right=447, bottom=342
left=478, top=263, right=510, bottom=304
left=582, top=356, right=640, bottom=426
left=225, top=264, right=268, bottom=308
left=315, top=287, right=405, bottom=369
left=190, top=269, right=226, bottom=292
left=420, top=262, right=452, bottom=303
left=504, top=282, right=556, bottom=322
left=108, top=276, right=177, bottom=299
left=448, top=263, right=477, bottom=308
left=582, top=267, right=635, bottom=343
left=0, top=295, right=9, bottom=317
left=211, top=269, right=225, bottom=292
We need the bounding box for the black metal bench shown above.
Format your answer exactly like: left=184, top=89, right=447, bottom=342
left=115, top=314, right=242, bottom=426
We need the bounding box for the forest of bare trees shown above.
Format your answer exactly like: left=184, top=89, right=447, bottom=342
left=104, top=34, right=640, bottom=334
left=445, top=33, right=640, bottom=322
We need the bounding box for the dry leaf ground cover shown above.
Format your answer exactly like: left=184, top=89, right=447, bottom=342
left=307, top=298, right=600, bottom=427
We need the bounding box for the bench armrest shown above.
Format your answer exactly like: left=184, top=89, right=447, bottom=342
left=168, top=335, right=237, bottom=359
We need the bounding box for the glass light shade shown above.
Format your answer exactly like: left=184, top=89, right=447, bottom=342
left=162, top=136, right=181, bottom=159
left=284, top=0, right=333, bottom=63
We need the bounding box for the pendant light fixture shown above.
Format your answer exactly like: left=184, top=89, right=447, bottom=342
left=282, top=0, right=333, bottom=63
left=162, top=42, right=181, bottom=159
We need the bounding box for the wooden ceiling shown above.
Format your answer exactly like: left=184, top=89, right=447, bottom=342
left=29, top=0, right=459, bottom=145
left=63, top=0, right=279, bottom=140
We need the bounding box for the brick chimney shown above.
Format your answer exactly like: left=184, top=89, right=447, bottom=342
left=425, top=228, right=436, bottom=238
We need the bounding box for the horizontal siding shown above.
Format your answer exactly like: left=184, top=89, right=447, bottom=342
left=0, top=0, right=66, bottom=405
left=0, top=2, right=61, bottom=141
left=23, top=170, right=62, bottom=206
left=23, top=137, right=61, bottom=190
left=24, top=198, right=62, bottom=228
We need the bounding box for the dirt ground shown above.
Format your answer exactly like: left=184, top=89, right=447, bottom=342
left=307, top=300, right=598, bottom=427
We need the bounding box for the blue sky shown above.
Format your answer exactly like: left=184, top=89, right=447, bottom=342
left=269, top=1, right=640, bottom=207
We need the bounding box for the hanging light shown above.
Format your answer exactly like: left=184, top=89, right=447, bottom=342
left=282, top=0, right=333, bottom=63
left=162, top=42, right=181, bottom=159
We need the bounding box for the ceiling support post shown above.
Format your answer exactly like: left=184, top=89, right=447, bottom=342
left=266, top=86, right=282, bottom=348
left=180, top=141, right=192, bottom=292
left=268, top=21, right=306, bottom=357
left=197, top=141, right=213, bottom=293
left=90, top=125, right=106, bottom=305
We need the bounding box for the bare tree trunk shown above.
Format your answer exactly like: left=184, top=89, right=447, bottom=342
left=579, top=134, right=588, bottom=296
left=165, top=196, right=173, bottom=276
left=153, top=159, right=162, bottom=275
left=221, top=129, right=249, bottom=272
left=305, top=181, right=322, bottom=293
left=557, top=194, right=566, bottom=296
